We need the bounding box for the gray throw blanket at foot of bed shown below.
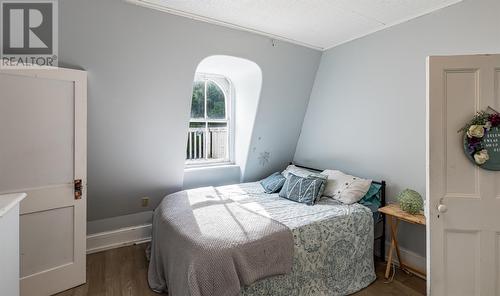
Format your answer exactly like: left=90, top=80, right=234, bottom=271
left=148, top=187, right=294, bottom=296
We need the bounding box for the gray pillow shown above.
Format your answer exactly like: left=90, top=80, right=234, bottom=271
left=260, top=172, right=286, bottom=193
left=308, top=172, right=328, bottom=202
left=279, top=172, right=327, bottom=205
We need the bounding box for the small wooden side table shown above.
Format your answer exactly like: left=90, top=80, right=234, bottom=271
left=378, top=204, right=426, bottom=279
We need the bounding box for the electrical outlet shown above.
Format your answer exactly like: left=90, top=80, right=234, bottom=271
left=141, top=197, right=149, bottom=207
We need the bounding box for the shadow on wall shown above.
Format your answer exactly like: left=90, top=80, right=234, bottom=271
left=183, top=55, right=262, bottom=189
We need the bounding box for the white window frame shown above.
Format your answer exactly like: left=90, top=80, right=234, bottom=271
left=185, top=73, right=234, bottom=167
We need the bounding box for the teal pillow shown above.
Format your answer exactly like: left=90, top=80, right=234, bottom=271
left=260, top=172, right=286, bottom=193
left=279, top=173, right=327, bottom=205
left=359, top=183, right=382, bottom=220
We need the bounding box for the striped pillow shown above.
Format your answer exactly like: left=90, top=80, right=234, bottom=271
left=278, top=173, right=327, bottom=205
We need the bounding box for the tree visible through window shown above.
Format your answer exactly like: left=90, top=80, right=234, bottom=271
left=186, top=74, right=231, bottom=165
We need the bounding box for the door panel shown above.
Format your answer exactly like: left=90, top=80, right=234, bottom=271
left=444, top=230, right=480, bottom=296
left=444, top=70, right=479, bottom=197
left=428, top=55, right=500, bottom=296
left=496, top=233, right=500, bottom=296
left=437, top=67, right=482, bottom=230
left=0, top=69, right=87, bottom=296
left=20, top=206, right=75, bottom=277
left=0, top=74, right=74, bottom=191
left=495, top=69, right=500, bottom=109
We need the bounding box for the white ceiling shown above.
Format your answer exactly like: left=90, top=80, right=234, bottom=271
left=129, top=0, right=463, bottom=50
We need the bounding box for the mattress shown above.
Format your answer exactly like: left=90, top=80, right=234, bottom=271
left=216, top=182, right=376, bottom=296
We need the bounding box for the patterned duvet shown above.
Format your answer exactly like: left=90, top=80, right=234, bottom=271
left=215, top=182, right=376, bottom=296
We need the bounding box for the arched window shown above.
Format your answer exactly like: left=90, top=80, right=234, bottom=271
left=186, top=73, right=232, bottom=165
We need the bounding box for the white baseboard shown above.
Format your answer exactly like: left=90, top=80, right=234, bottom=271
left=87, top=211, right=153, bottom=234
left=87, top=224, right=152, bottom=254
left=375, top=241, right=426, bottom=279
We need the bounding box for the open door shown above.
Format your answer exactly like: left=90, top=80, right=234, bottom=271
left=427, top=54, right=500, bottom=295
left=0, top=68, right=87, bottom=296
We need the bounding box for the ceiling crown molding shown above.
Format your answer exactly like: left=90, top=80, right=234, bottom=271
left=124, top=0, right=324, bottom=51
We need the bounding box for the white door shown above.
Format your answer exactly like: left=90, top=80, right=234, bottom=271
left=427, top=54, right=500, bottom=296
left=0, top=68, right=87, bottom=296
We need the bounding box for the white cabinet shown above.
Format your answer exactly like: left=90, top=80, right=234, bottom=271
left=0, top=193, right=27, bottom=296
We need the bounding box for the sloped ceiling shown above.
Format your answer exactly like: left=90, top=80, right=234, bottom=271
left=128, top=0, right=463, bottom=50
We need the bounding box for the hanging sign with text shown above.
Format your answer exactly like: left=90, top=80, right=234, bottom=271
left=462, top=110, right=500, bottom=171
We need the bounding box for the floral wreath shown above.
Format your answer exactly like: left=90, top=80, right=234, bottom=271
left=459, top=107, right=500, bottom=165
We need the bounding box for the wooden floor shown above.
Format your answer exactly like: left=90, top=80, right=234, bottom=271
left=57, top=244, right=425, bottom=296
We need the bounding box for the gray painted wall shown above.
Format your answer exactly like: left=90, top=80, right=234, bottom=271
left=59, top=0, right=321, bottom=221
left=294, top=0, right=500, bottom=257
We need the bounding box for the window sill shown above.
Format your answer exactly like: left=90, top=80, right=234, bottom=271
left=184, top=162, right=238, bottom=172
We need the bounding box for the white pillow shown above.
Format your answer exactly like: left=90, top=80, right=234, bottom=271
left=321, top=169, right=372, bottom=204
left=282, top=165, right=313, bottom=178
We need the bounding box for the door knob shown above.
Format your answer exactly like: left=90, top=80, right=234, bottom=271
left=437, top=203, right=448, bottom=213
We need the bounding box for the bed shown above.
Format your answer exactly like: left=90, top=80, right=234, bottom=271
left=148, top=164, right=386, bottom=296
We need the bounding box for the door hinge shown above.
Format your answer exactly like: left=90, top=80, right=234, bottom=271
left=74, top=179, right=83, bottom=200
